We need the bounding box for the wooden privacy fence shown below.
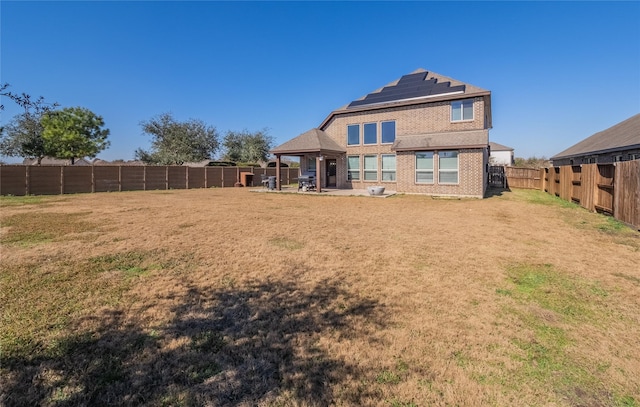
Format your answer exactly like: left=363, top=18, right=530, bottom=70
left=504, top=162, right=640, bottom=230
left=0, top=165, right=300, bottom=196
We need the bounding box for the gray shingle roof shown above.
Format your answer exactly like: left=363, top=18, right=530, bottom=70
left=391, top=130, right=488, bottom=151
left=489, top=141, right=514, bottom=151
left=551, top=113, right=640, bottom=159
left=271, top=128, right=346, bottom=155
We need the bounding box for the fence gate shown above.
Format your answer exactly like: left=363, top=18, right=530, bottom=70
left=488, top=166, right=506, bottom=188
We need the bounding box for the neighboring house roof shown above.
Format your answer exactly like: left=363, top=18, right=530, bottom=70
left=551, top=113, right=640, bottom=160
left=391, top=130, right=488, bottom=151
left=319, top=68, right=490, bottom=129
left=22, top=157, right=91, bottom=165
left=271, top=128, right=346, bottom=155
left=489, top=141, right=514, bottom=152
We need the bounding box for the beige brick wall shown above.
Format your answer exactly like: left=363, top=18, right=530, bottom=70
left=320, top=97, right=488, bottom=196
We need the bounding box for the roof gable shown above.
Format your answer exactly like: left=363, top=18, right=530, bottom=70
left=320, top=68, right=490, bottom=130
left=271, top=128, right=346, bottom=155
left=551, top=113, right=640, bottom=159
left=347, top=71, right=466, bottom=108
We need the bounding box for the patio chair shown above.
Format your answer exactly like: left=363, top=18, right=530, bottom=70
left=260, top=174, right=270, bottom=189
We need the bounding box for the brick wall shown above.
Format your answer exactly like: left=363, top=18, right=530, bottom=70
left=321, top=97, right=488, bottom=196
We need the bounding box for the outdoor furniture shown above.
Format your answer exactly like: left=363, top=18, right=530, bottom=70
left=260, top=174, right=269, bottom=189
left=298, top=175, right=316, bottom=191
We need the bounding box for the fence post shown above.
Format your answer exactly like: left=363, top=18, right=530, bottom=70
left=60, top=166, right=64, bottom=195
left=119, top=166, right=122, bottom=192
left=166, top=166, right=169, bottom=190
left=25, top=165, right=30, bottom=195
left=92, top=165, right=95, bottom=193
left=143, top=166, right=147, bottom=191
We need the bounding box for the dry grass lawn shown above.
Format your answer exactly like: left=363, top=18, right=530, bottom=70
left=1, top=188, right=639, bottom=406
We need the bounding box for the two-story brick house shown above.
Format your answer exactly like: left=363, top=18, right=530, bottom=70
left=271, top=69, right=492, bottom=198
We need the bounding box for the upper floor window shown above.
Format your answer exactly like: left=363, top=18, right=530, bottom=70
left=364, top=123, right=377, bottom=145
left=381, top=121, right=396, bottom=143
left=451, top=99, right=473, bottom=122
left=347, top=124, right=360, bottom=145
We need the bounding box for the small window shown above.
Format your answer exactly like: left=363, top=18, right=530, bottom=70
left=451, top=99, right=473, bottom=121
left=416, top=152, right=434, bottom=184
left=363, top=155, right=377, bottom=181
left=364, top=123, right=377, bottom=145
left=439, top=151, right=459, bottom=184
left=347, top=124, right=360, bottom=145
left=381, top=121, right=396, bottom=143
left=347, top=155, right=360, bottom=181
left=381, top=154, right=396, bottom=181
left=307, top=157, right=317, bottom=174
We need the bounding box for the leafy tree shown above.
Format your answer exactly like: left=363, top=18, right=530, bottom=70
left=41, top=107, right=110, bottom=164
left=0, top=83, right=59, bottom=164
left=222, top=129, right=273, bottom=164
left=136, top=113, right=219, bottom=165
left=514, top=156, right=551, bottom=169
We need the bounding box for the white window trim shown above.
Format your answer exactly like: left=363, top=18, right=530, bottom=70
left=451, top=99, right=474, bottom=122
left=347, top=124, right=360, bottom=146
left=381, top=154, right=396, bottom=182
left=415, top=152, right=434, bottom=184
left=363, top=154, right=378, bottom=182
left=438, top=151, right=459, bottom=185
left=381, top=120, right=396, bottom=144
left=363, top=122, right=377, bottom=145
left=347, top=155, right=360, bottom=181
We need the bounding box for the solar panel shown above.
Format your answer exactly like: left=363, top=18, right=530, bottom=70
left=348, top=72, right=466, bottom=108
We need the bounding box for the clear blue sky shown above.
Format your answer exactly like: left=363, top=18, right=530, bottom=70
left=1, top=1, right=639, bottom=163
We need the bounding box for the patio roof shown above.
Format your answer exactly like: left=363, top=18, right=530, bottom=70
left=271, top=128, right=346, bottom=156
left=391, top=130, right=488, bottom=151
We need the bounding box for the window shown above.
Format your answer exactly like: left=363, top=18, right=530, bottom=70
left=347, top=156, right=360, bottom=181
left=451, top=99, right=473, bottom=121
left=439, top=151, right=459, bottom=184
left=381, top=154, right=396, bottom=181
left=347, top=124, right=360, bottom=145
left=364, top=123, right=377, bottom=144
left=363, top=155, right=377, bottom=181
left=381, top=121, right=396, bottom=143
left=307, top=157, right=316, bottom=174
left=416, top=152, right=434, bottom=184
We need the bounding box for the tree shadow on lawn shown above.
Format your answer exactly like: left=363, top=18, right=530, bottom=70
left=1, top=277, right=387, bottom=406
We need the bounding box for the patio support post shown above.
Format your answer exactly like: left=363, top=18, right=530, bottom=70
left=276, top=155, right=281, bottom=191
left=316, top=156, right=322, bottom=193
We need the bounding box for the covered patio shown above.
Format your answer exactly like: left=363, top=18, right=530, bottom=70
left=270, top=128, right=346, bottom=193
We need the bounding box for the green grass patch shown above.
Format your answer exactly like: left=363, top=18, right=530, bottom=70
left=515, top=189, right=579, bottom=208
left=90, top=250, right=162, bottom=278
left=0, top=250, right=161, bottom=360
left=0, top=195, right=55, bottom=206
left=494, top=263, right=623, bottom=404
left=506, top=263, right=599, bottom=322
left=1, top=211, right=95, bottom=246
left=376, top=370, right=401, bottom=385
